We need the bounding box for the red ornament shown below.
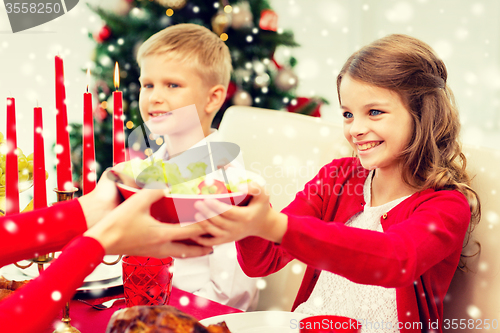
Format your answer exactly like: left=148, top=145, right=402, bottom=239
left=271, top=56, right=282, bottom=70
left=287, top=97, right=322, bottom=118
left=94, top=25, right=112, bottom=43
left=95, top=106, right=108, bottom=122
left=225, top=81, right=237, bottom=102
left=259, top=9, right=278, bottom=31
left=127, top=147, right=146, bottom=160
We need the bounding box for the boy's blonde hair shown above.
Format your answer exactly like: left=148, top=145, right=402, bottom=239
left=137, top=23, right=232, bottom=88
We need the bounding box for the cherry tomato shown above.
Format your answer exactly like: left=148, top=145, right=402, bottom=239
left=198, top=179, right=229, bottom=194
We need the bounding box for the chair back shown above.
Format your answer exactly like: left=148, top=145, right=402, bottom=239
left=218, top=106, right=352, bottom=310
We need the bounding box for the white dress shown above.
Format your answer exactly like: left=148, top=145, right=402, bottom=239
left=295, top=171, right=410, bottom=332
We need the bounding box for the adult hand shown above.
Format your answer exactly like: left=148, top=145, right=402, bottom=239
left=84, top=187, right=213, bottom=259
left=192, top=182, right=288, bottom=246
left=78, top=169, right=122, bottom=230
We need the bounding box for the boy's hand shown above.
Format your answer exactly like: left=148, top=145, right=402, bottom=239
left=192, top=182, right=288, bottom=246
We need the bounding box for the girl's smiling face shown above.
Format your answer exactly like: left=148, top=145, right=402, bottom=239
left=339, top=74, right=414, bottom=172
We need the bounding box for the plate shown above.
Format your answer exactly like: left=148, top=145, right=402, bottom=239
left=17, top=255, right=122, bottom=283
left=76, top=275, right=122, bottom=292
left=0, top=257, right=123, bottom=292
left=200, top=311, right=310, bottom=333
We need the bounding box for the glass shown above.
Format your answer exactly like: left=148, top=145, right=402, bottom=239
left=122, top=256, right=174, bottom=307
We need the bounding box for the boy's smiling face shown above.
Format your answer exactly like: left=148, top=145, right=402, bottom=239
left=138, top=53, right=212, bottom=136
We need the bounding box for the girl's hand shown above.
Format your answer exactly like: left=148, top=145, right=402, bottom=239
left=192, top=182, right=288, bottom=246
left=84, top=188, right=213, bottom=259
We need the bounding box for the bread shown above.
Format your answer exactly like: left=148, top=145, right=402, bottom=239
left=0, top=276, right=30, bottom=301
left=105, top=305, right=231, bottom=333
left=0, top=276, right=10, bottom=289
left=0, top=289, right=13, bottom=301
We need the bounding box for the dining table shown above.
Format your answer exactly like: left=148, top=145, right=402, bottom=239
left=42, top=286, right=243, bottom=333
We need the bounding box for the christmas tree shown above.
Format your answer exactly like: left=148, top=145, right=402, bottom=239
left=69, top=0, right=328, bottom=192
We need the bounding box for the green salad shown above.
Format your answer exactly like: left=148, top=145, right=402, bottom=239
left=121, top=158, right=251, bottom=195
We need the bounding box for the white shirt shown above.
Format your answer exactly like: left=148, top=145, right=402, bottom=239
left=154, top=129, right=258, bottom=311
left=295, top=171, right=410, bottom=332
left=153, top=128, right=245, bottom=171
left=173, top=241, right=258, bottom=311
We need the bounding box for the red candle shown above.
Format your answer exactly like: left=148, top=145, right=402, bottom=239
left=55, top=55, right=73, bottom=191
left=33, top=106, right=47, bottom=209
left=5, top=97, right=19, bottom=215
left=113, top=62, right=125, bottom=166
left=83, top=69, right=96, bottom=194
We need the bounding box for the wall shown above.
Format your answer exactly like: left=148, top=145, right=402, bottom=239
left=273, top=0, right=500, bottom=147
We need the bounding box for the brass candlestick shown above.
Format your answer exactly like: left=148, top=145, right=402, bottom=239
left=53, top=187, right=80, bottom=333
left=14, top=253, right=55, bottom=271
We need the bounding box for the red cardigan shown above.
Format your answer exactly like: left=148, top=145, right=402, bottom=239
left=0, top=200, right=105, bottom=333
left=236, top=157, right=470, bottom=333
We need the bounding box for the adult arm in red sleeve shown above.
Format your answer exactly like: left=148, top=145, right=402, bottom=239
left=0, top=236, right=105, bottom=333
left=0, top=169, right=123, bottom=267
left=0, top=200, right=87, bottom=267
left=0, top=187, right=213, bottom=333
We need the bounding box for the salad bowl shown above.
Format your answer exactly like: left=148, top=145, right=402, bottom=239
left=114, top=167, right=264, bottom=225
left=117, top=182, right=252, bottom=224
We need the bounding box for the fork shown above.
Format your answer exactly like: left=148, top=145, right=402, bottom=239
left=77, top=298, right=124, bottom=310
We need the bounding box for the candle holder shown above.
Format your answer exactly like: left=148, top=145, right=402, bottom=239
left=13, top=253, right=55, bottom=271
left=52, top=187, right=80, bottom=333
left=102, top=255, right=122, bottom=266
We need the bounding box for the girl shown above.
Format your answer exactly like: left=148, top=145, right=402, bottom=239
left=193, top=34, right=481, bottom=333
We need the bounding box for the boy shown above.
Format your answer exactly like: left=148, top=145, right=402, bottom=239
left=134, top=23, right=258, bottom=311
